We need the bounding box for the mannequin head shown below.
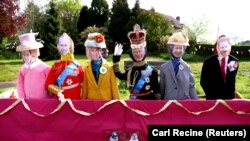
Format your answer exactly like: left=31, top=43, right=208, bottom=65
left=167, top=32, right=189, bottom=58
left=216, top=36, right=231, bottom=58
left=84, top=32, right=106, bottom=60
left=57, top=33, right=74, bottom=55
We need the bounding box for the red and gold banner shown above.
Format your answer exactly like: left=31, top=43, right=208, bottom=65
left=0, top=99, right=250, bottom=140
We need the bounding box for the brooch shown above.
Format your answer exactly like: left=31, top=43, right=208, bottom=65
left=145, top=85, right=150, bottom=90
left=228, top=61, right=238, bottom=71
left=179, top=64, right=184, bottom=70
left=100, top=66, right=107, bottom=74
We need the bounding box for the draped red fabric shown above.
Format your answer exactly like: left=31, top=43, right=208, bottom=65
left=0, top=99, right=250, bottom=141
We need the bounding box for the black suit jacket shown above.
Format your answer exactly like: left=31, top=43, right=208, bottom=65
left=200, top=55, right=239, bottom=100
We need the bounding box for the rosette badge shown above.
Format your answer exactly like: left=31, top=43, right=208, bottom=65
left=100, top=66, right=107, bottom=74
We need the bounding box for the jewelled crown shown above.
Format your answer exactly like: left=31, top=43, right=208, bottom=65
left=127, top=24, right=147, bottom=49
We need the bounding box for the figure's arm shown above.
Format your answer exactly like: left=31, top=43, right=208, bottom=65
left=44, top=66, right=52, bottom=97
left=200, top=61, right=209, bottom=95
left=45, top=64, right=63, bottom=96
left=82, top=70, right=88, bottom=99
left=17, top=68, right=25, bottom=98
left=78, top=65, right=84, bottom=98
left=110, top=67, right=120, bottom=100
left=112, top=44, right=127, bottom=80
left=188, top=68, right=198, bottom=99
left=159, top=67, right=165, bottom=99
left=151, top=69, right=161, bottom=100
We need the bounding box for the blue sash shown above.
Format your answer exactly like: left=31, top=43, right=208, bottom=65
left=130, top=65, right=153, bottom=99
left=57, top=60, right=79, bottom=86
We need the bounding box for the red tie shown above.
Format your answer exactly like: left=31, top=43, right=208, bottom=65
left=221, top=58, right=226, bottom=80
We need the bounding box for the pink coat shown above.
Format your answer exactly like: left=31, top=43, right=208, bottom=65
left=17, top=59, right=50, bottom=99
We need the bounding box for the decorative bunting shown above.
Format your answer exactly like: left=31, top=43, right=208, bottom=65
left=0, top=99, right=250, bottom=117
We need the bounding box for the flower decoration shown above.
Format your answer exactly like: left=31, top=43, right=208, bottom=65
left=145, top=77, right=150, bottom=83
left=228, top=61, right=238, bottom=71
left=95, top=34, right=104, bottom=43
left=66, top=79, right=73, bottom=85
left=100, top=66, right=107, bottom=74
left=179, top=64, right=184, bottom=70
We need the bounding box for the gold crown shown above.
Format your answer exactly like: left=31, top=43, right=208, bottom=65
left=127, top=24, right=146, bottom=45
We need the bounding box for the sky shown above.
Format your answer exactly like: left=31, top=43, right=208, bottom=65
left=84, top=0, right=250, bottom=43
left=21, top=0, right=250, bottom=43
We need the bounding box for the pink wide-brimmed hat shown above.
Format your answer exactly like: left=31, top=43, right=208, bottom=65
left=16, top=31, right=43, bottom=52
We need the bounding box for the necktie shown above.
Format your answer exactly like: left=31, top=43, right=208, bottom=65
left=221, top=58, right=226, bottom=80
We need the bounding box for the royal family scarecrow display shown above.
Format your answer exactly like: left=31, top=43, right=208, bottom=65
left=113, top=24, right=161, bottom=100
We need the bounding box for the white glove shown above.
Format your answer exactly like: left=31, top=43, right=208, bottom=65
left=114, top=44, right=123, bottom=56
left=58, top=90, right=65, bottom=102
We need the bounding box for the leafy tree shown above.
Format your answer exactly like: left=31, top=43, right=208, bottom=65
left=185, top=15, right=209, bottom=44
left=23, top=1, right=45, bottom=34
left=77, top=6, right=89, bottom=34
left=88, top=0, right=109, bottom=27
left=55, top=0, right=82, bottom=44
left=126, top=0, right=141, bottom=29
left=0, top=0, right=26, bottom=43
left=77, top=25, right=107, bottom=54
left=79, top=25, right=107, bottom=44
left=132, top=10, right=173, bottom=52
left=131, top=0, right=140, bottom=17
left=108, top=0, right=131, bottom=45
left=39, top=1, right=61, bottom=60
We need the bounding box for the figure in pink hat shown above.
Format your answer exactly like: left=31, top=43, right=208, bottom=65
left=16, top=30, right=50, bottom=99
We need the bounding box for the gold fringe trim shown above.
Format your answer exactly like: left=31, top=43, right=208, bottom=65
left=0, top=99, right=250, bottom=117
left=0, top=99, right=21, bottom=115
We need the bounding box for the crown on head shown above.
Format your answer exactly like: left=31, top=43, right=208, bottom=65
left=127, top=24, right=146, bottom=48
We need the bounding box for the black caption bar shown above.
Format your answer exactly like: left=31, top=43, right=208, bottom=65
left=148, top=125, right=250, bottom=141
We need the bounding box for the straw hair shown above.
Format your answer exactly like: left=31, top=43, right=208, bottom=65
left=167, top=32, right=189, bottom=46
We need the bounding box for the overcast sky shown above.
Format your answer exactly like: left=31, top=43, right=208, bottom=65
left=21, top=0, right=250, bottom=43
left=83, top=0, right=250, bottom=43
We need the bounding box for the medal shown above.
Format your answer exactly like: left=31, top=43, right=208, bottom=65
left=179, top=64, right=184, bottom=70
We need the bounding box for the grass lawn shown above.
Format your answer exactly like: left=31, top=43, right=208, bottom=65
left=0, top=53, right=249, bottom=99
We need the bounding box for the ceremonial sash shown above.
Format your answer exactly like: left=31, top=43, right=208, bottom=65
left=57, top=60, right=79, bottom=86
left=130, top=66, right=153, bottom=99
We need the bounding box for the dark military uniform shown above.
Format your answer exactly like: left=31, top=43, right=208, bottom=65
left=113, top=55, right=161, bottom=100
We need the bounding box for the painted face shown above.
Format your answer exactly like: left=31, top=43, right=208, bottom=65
left=57, top=36, right=70, bottom=55
left=22, top=51, right=32, bottom=64
left=218, top=40, right=231, bottom=57
left=30, top=49, right=39, bottom=59
left=28, top=49, right=39, bottom=63
left=132, top=48, right=145, bottom=62
left=172, top=45, right=184, bottom=58
left=88, top=47, right=101, bottom=60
